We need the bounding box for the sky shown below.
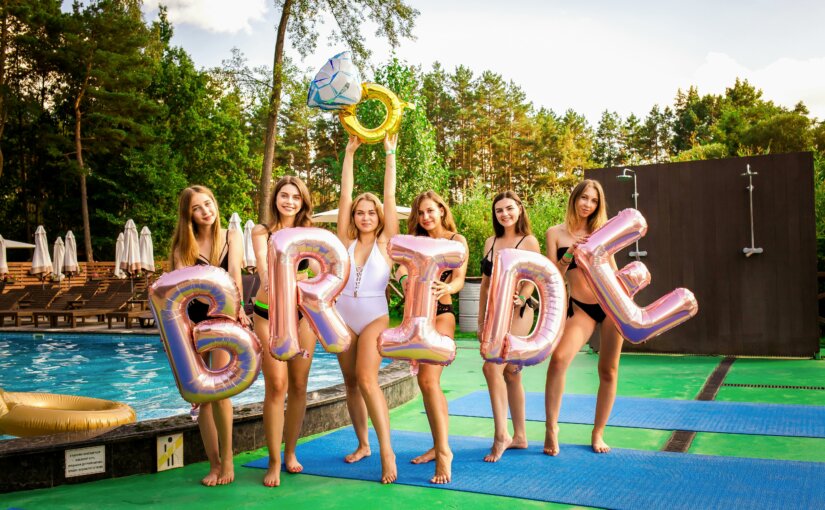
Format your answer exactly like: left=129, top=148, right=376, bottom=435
left=138, top=0, right=825, bottom=125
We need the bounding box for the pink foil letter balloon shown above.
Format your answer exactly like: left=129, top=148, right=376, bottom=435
left=149, top=265, right=262, bottom=403
left=574, top=208, right=698, bottom=343
left=379, top=234, right=467, bottom=365
left=268, top=227, right=351, bottom=360
left=479, top=249, right=567, bottom=366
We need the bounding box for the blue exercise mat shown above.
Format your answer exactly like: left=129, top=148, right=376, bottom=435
left=244, top=428, right=825, bottom=509
left=447, top=391, right=825, bottom=438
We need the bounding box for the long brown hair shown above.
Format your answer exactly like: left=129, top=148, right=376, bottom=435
left=169, top=185, right=221, bottom=269
left=408, top=190, right=457, bottom=236
left=492, top=190, right=531, bottom=238
left=268, top=175, right=313, bottom=231
left=348, top=192, right=385, bottom=240
left=565, top=179, right=608, bottom=234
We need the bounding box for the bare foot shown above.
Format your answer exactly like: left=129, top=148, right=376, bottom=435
left=410, top=447, right=435, bottom=464
left=592, top=432, right=611, bottom=453
left=430, top=450, right=453, bottom=484
left=543, top=425, right=560, bottom=456
left=483, top=435, right=513, bottom=462
left=284, top=452, right=303, bottom=473
left=344, top=444, right=371, bottom=464
left=217, top=464, right=234, bottom=485
left=380, top=450, right=397, bottom=484
left=201, top=464, right=221, bottom=486
left=510, top=434, right=529, bottom=450
left=263, top=461, right=281, bottom=487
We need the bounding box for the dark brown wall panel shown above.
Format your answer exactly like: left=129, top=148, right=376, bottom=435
left=585, top=152, right=817, bottom=357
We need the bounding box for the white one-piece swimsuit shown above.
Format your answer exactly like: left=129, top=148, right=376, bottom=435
left=336, top=239, right=390, bottom=335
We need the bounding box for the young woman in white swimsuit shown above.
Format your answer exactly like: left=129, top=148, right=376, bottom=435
left=334, top=133, right=399, bottom=484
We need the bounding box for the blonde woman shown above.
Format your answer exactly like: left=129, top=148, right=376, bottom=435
left=398, top=190, right=469, bottom=484
left=544, top=179, right=623, bottom=456
left=169, top=185, right=248, bottom=486
left=334, top=133, right=399, bottom=484
left=477, top=190, right=541, bottom=462
left=251, top=176, right=317, bottom=487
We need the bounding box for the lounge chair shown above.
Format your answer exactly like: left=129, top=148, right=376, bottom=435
left=0, top=285, right=60, bottom=327
left=41, top=290, right=134, bottom=328
left=0, top=288, right=31, bottom=326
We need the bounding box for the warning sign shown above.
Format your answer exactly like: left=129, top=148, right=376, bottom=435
left=65, top=445, right=106, bottom=477
left=157, top=433, right=184, bottom=472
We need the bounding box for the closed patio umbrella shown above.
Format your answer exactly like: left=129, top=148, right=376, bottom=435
left=228, top=212, right=242, bottom=233
left=63, top=231, right=80, bottom=281
left=243, top=220, right=256, bottom=270
left=121, top=220, right=141, bottom=275
left=0, top=235, right=8, bottom=278
left=52, top=237, right=65, bottom=282
left=30, top=225, right=52, bottom=280
left=113, top=233, right=126, bottom=279
left=139, top=226, right=155, bottom=273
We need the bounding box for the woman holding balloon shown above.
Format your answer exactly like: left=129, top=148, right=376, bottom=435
left=544, top=179, right=623, bottom=456
left=169, top=185, right=249, bottom=486
left=477, top=191, right=541, bottom=462
left=251, top=176, right=317, bottom=487
left=396, top=190, right=468, bottom=484
left=333, top=133, right=399, bottom=483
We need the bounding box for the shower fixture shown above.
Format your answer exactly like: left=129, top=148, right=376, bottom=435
left=741, top=164, right=763, bottom=257
left=616, top=168, right=647, bottom=260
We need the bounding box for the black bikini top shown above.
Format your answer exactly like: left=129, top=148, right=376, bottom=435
left=438, top=233, right=459, bottom=281
left=480, top=236, right=527, bottom=277
left=196, top=230, right=229, bottom=271
left=557, top=247, right=577, bottom=270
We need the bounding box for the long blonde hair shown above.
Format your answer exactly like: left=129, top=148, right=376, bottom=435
left=408, top=190, right=457, bottom=236
left=565, top=179, right=608, bottom=234
left=169, top=185, right=221, bottom=269
left=348, top=192, right=385, bottom=240
left=268, top=176, right=313, bottom=231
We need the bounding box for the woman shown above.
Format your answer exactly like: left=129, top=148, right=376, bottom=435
left=169, top=185, right=249, bottom=486
left=477, top=191, right=541, bottom=462
left=544, top=179, right=623, bottom=456
left=335, top=134, right=399, bottom=484
left=251, top=176, right=317, bottom=487
left=399, top=190, right=468, bottom=484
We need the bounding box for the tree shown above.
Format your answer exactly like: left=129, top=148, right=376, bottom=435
left=592, top=110, right=622, bottom=167
left=257, top=0, right=419, bottom=223
left=57, top=0, right=157, bottom=262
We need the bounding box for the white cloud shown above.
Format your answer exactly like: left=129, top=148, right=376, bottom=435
left=694, top=52, right=825, bottom=120
left=144, top=0, right=267, bottom=34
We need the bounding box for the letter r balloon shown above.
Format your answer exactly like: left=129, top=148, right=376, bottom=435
left=574, top=208, right=698, bottom=343
left=267, top=227, right=351, bottom=360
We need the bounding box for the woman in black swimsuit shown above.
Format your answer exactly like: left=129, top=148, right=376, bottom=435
left=477, top=191, right=541, bottom=462
left=399, top=190, right=468, bottom=484
left=544, top=179, right=623, bottom=456
left=169, top=185, right=249, bottom=486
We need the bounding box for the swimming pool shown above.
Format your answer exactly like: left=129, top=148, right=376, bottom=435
left=0, top=332, right=378, bottom=438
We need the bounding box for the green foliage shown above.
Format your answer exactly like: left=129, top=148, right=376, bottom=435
left=672, top=143, right=730, bottom=162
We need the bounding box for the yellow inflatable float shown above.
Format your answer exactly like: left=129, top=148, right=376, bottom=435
left=338, top=83, right=414, bottom=144
left=0, top=387, right=136, bottom=437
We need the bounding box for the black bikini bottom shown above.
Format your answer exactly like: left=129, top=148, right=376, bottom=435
left=253, top=301, right=303, bottom=322
left=568, top=297, right=606, bottom=323
left=436, top=302, right=454, bottom=316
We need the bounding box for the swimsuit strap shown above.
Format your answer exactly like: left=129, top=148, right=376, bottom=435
left=514, top=235, right=527, bottom=249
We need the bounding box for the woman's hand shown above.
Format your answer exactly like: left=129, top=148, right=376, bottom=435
left=384, top=132, right=398, bottom=153
left=432, top=280, right=452, bottom=300
left=513, top=292, right=525, bottom=307
left=346, top=134, right=362, bottom=154
left=238, top=308, right=251, bottom=328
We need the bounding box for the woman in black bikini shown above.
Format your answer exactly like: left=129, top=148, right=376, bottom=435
left=544, top=179, right=623, bottom=456
left=477, top=191, right=541, bottom=462
left=399, top=190, right=468, bottom=484
left=169, top=185, right=249, bottom=486
left=251, top=176, right=317, bottom=487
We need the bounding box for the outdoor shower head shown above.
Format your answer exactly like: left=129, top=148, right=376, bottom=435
left=616, top=168, right=635, bottom=181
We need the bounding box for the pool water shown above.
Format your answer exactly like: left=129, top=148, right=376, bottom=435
left=0, top=332, right=381, bottom=438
